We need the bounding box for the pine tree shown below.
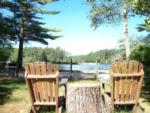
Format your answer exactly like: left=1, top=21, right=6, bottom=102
left=0, top=0, right=14, bottom=46
left=130, top=0, right=150, bottom=32
left=1, top=0, right=61, bottom=76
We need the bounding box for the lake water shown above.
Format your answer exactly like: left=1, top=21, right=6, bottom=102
left=60, top=64, right=111, bottom=71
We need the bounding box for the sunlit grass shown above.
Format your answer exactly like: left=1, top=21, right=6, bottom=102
left=0, top=79, right=30, bottom=113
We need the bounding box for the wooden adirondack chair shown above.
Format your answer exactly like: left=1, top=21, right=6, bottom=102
left=110, top=60, right=144, bottom=113
left=25, top=62, right=61, bottom=113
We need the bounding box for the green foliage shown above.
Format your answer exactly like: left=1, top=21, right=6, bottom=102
left=0, top=47, right=12, bottom=61
left=35, top=0, right=58, bottom=5
left=10, top=0, right=61, bottom=44
left=0, top=47, right=13, bottom=69
left=130, top=45, right=150, bottom=67
left=143, top=35, right=150, bottom=46
left=137, top=17, right=150, bottom=32
left=0, top=1, right=15, bottom=45
left=129, top=0, right=150, bottom=32
left=129, top=0, right=150, bottom=16
left=130, top=43, right=150, bottom=88
left=88, top=0, right=124, bottom=28
left=8, top=47, right=126, bottom=64
left=9, top=47, right=69, bottom=65
left=72, top=49, right=125, bottom=63
left=9, top=48, right=18, bottom=62
left=87, top=0, right=132, bottom=59
left=0, top=0, right=62, bottom=70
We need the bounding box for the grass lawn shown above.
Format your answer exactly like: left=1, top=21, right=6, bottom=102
left=0, top=78, right=150, bottom=113
left=0, top=79, right=30, bottom=113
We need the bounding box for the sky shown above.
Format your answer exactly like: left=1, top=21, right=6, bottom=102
left=13, top=0, right=146, bottom=55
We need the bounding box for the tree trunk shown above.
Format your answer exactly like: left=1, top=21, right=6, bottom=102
left=66, top=83, right=102, bottom=113
left=124, top=4, right=130, bottom=59
left=16, top=27, right=24, bottom=77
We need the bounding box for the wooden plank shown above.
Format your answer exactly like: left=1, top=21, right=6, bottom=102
left=115, top=62, right=122, bottom=73
left=35, top=62, right=41, bottom=75
left=33, top=62, right=43, bottom=102
left=111, top=63, right=115, bottom=73
left=121, top=61, right=128, bottom=74
left=40, top=62, right=45, bottom=102
left=35, top=62, right=41, bottom=102
left=128, top=61, right=134, bottom=73
left=115, top=77, right=120, bottom=102
left=25, top=78, right=36, bottom=112
left=34, top=63, right=41, bottom=102
left=27, top=75, right=58, bottom=79
left=47, top=63, right=53, bottom=74
left=41, top=62, right=47, bottom=102
left=25, top=65, right=30, bottom=74
left=130, top=77, right=138, bottom=100
left=41, top=62, right=47, bottom=75
left=125, top=77, right=132, bottom=101
left=32, top=80, right=39, bottom=102
left=114, top=101, right=136, bottom=105
left=28, top=64, right=39, bottom=102
left=25, top=78, right=35, bottom=102
left=34, top=102, right=56, bottom=106
left=55, top=73, right=59, bottom=113
left=29, top=63, right=35, bottom=75
left=113, top=62, right=121, bottom=102
left=43, top=80, right=49, bottom=102
left=135, top=74, right=144, bottom=103
left=25, top=64, right=37, bottom=113
left=47, top=63, right=58, bottom=102
left=128, top=61, right=135, bottom=102
left=132, top=77, right=140, bottom=101
left=112, top=73, right=143, bottom=77
left=53, top=80, right=56, bottom=101
left=110, top=75, right=114, bottom=108
left=121, top=77, right=125, bottom=101
left=53, top=64, right=59, bottom=72
left=49, top=79, right=54, bottom=102
left=138, top=63, right=143, bottom=73
left=133, top=60, right=139, bottom=73
left=123, top=61, right=129, bottom=102
left=120, top=61, right=128, bottom=101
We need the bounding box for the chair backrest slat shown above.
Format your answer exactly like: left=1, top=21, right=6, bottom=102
left=49, top=79, right=53, bottom=102
left=111, top=60, right=144, bottom=105
left=114, top=63, right=121, bottom=101
left=125, top=76, right=132, bottom=101
left=29, top=63, right=35, bottom=75
left=41, top=62, right=47, bottom=75
left=35, top=62, right=41, bottom=75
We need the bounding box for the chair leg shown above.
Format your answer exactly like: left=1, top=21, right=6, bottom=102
left=32, top=105, right=37, bottom=113
left=102, top=83, right=105, bottom=91
left=133, top=104, right=137, bottom=113
left=55, top=106, right=58, bottom=113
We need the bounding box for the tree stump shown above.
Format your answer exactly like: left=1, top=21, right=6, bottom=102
left=66, top=83, right=102, bottom=113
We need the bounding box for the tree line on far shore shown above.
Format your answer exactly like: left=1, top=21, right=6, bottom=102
left=1, top=46, right=122, bottom=65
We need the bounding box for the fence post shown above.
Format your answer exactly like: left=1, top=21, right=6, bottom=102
left=70, top=58, right=72, bottom=72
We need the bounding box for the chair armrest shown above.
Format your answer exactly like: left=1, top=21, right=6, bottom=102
left=26, top=74, right=59, bottom=79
